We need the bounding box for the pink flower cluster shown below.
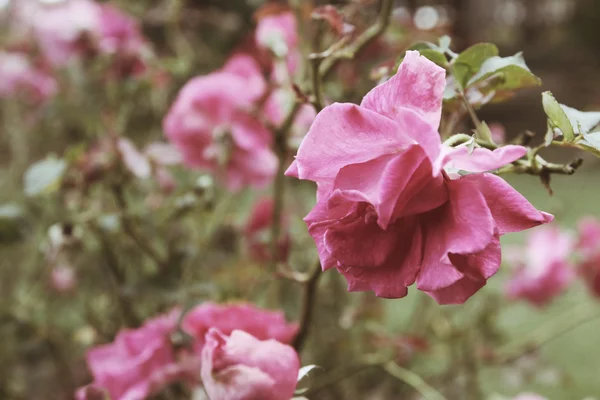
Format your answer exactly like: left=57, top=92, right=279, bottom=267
left=287, top=51, right=552, bottom=304
left=76, top=302, right=299, bottom=400
left=0, top=51, right=57, bottom=103
left=576, top=217, right=600, bottom=297
left=16, top=0, right=150, bottom=76
left=163, top=11, right=315, bottom=190
left=505, top=226, right=574, bottom=307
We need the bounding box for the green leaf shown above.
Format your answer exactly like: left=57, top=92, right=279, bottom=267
left=395, top=46, right=447, bottom=70
left=542, top=92, right=575, bottom=142
left=560, top=105, right=600, bottom=135
left=452, top=43, right=499, bottom=88
left=467, top=53, right=541, bottom=102
left=23, top=156, right=67, bottom=197
left=0, top=203, right=24, bottom=243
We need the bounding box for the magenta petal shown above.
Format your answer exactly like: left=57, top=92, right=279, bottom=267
left=324, top=210, right=398, bottom=268
left=449, top=234, right=502, bottom=281
left=338, top=218, right=423, bottom=298
left=425, top=276, right=486, bottom=305
left=330, top=146, right=432, bottom=229
left=395, top=108, right=443, bottom=165
left=416, top=258, right=465, bottom=291
left=285, top=160, right=299, bottom=177
left=361, top=50, right=446, bottom=129
left=443, top=145, right=527, bottom=172
left=463, top=173, right=553, bottom=234
left=293, top=103, right=413, bottom=185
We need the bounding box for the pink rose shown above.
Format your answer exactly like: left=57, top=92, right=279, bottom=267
left=244, top=197, right=291, bottom=263
left=201, top=328, right=300, bottom=400
left=255, top=11, right=300, bottom=78
left=505, top=226, right=574, bottom=307
left=0, top=51, right=57, bottom=102
left=287, top=51, right=552, bottom=304
left=163, top=54, right=277, bottom=191
left=76, top=310, right=189, bottom=400
left=16, top=0, right=149, bottom=76
left=576, top=217, right=600, bottom=297
left=182, top=302, right=298, bottom=355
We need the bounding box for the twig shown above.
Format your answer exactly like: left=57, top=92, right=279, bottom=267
left=269, top=101, right=302, bottom=271
left=494, top=302, right=600, bottom=364
left=384, top=361, right=448, bottom=400
left=111, top=184, right=166, bottom=270
left=319, top=0, right=394, bottom=78
left=292, top=262, right=323, bottom=351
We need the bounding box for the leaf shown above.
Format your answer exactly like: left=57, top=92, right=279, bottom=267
left=396, top=46, right=447, bottom=70
left=24, top=156, right=67, bottom=197
left=560, top=104, right=600, bottom=135
left=452, top=43, right=499, bottom=88
left=467, top=53, right=541, bottom=102
left=297, top=365, right=321, bottom=382
left=0, top=203, right=24, bottom=243
left=542, top=92, right=575, bottom=142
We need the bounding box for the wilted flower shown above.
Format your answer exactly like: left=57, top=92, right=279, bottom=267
left=0, top=51, right=57, bottom=102
left=243, top=197, right=291, bottom=263
left=200, top=328, right=300, bottom=400
left=576, top=217, right=600, bottom=297
left=182, top=302, right=298, bottom=355
left=287, top=51, right=552, bottom=304
left=505, top=226, right=574, bottom=307
left=163, top=54, right=277, bottom=191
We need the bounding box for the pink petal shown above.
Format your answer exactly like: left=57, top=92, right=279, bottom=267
left=462, top=173, right=553, bottom=235
left=338, top=217, right=423, bottom=298
left=330, top=146, right=432, bottom=229
left=290, top=103, right=413, bottom=186
left=221, top=53, right=266, bottom=99
left=361, top=50, right=446, bottom=129
left=395, top=108, right=443, bottom=165
left=425, top=275, right=486, bottom=305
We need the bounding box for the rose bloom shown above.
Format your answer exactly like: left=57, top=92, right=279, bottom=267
left=576, top=217, right=600, bottom=297
left=201, top=328, right=300, bottom=400
left=182, top=302, right=298, bottom=355
left=505, top=226, right=574, bottom=307
left=243, top=197, right=291, bottom=263
left=163, top=54, right=278, bottom=191
left=0, top=51, right=57, bottom=102
left=15, top=0, right=149, bottom=75
left=255, top=11, right=300, bottom=78
left=287, top=51, right=552, bottom=304
left=76, top=310, right=189, bottom=400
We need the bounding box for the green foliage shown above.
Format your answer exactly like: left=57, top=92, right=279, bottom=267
left=543, top=91, right=576, bottom=142
left=466, top=53, right=541, bottom=102
left=23, top=156, right=67, bottom=197
left=452, top=43, right=499, bottom=88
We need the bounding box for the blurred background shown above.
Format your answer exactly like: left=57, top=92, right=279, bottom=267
left=1, top=0, right=600, bottom=399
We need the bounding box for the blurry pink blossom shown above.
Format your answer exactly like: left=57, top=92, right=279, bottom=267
left=144, top=143, right=182, bottom=166
left=200, top=328, right=300, bottom=400
left=287, top=51, right=552, bottom=304
left=76, top=310, right=190, bottom=400
left=255, top=11, right=300, bottom=78
left=244, top=197, right=290, bottom=263
left=505, top=226, right=574, bottom=307
left=489, top=122, right=506, bottom=144
left=50, top=265, right=76, bottom=293
left=16, top=0, right=149, bottom=76
left=163, top=54, right=277, bottom=191
left=0, top=51, right=57, bottom=102
left=576, top=217, right=600, bottom=297
left=182, top=302, right=298, bottom=355
left=117, top=138, right=151, bottom=179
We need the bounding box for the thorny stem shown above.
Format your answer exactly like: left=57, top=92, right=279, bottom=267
left=318, top=0, right=394, bottom=78
left=292, top=262, right=323, bottom=352
left=384, top=362, right=448, bottom=400
left=111, top=184, right=166, bottom=270
left=494, top=302, right=600, bottom=364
